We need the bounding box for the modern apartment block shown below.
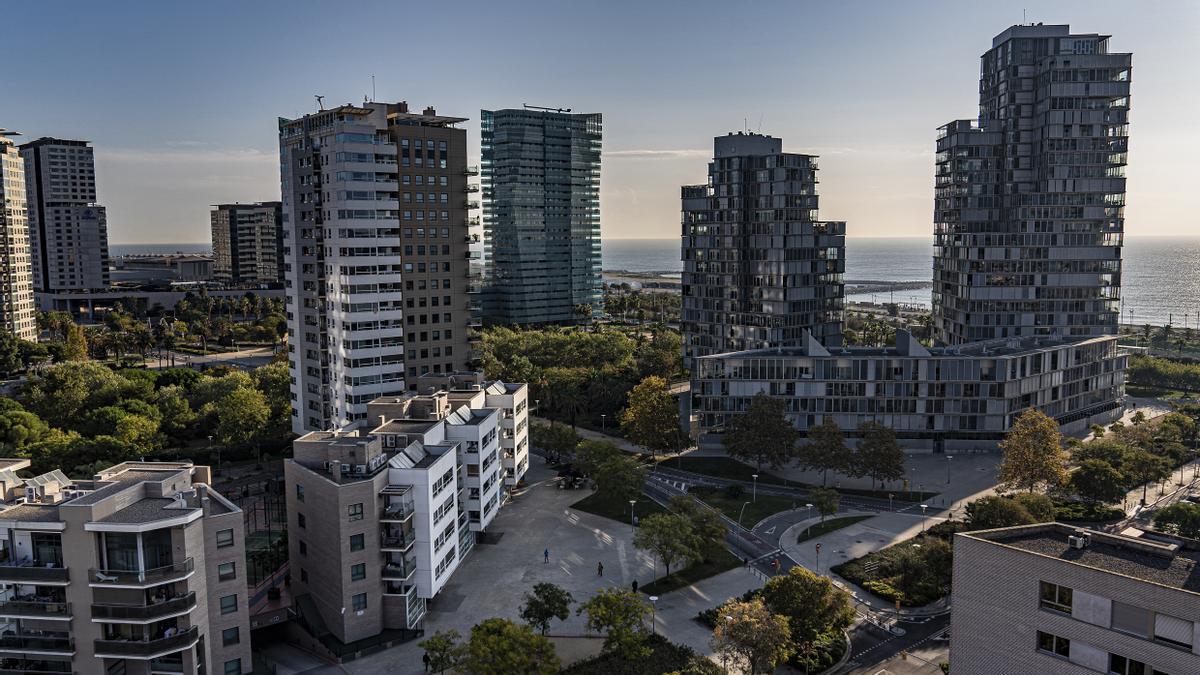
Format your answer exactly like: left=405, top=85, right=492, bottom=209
left=18, top=137, right=111, bottom=293
left=279, top=101, right=477, bottom=434
left=283, top=375, right=528, bottom=648
left=952, top=523, right=1200, bottom=674
left=211, top=202, right=284, bottom=285
left=681, top=132, right=846, bottom=371
left=693, top=330, right=1124, bottom=451
left=933, top=24, right=1131, bottom=344
left=0, top=131, right=37, bottom=340
left=480, top=107, right=603, bottom=326
left=0, top=459, right=251, bottom=675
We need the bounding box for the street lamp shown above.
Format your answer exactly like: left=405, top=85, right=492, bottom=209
left=629, top=499, right=637, bottom=533
left=600, top=414, right=607, bottom=434
left=945, top=455, right=953, bottom=484
left=920, top=504, right=929, bottom=533
left=804, top=503, right=813, bottom=538
left=751, top=474, right=759, bottom=503
left=648, top=596, right=659, bottom=635
left=737, top=501, right=751, bottom=527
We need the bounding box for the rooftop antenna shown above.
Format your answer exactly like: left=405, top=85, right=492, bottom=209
left=371, top=74, right=376, bottom=102
left=315, top=95, right=326, bottom=112
left=523, top=103, right=572, bottom=113
left=757, top=113, right=763, bottom=134
left=1023, top=8, right=1027, bottom=23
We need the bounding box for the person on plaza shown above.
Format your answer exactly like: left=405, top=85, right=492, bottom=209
left=544, top=548, right=549, bottom=564
left=597, top=561, right=604, bottom=576
left=631, top=579, right=638, bottom=593
left=423, top=652, right=430, bottom=672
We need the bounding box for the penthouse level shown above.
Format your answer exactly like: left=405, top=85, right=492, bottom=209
left=0, top=460, right=250, bottom=675
left=694, top=330, right=1125, bottom=452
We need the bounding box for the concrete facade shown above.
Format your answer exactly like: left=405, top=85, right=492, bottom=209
left=0, top=460, right=251, bottom=674
left=933, top=25, right=1132, bottom=344
left=694, top=330, right=1125, bottom=451
left=681, top=132, right=846, bottom=372
left=211, top=202, right=284, bottom=285
left=952, top=523, right=1200, bottom=674
left=18, top=137, right=111, bottom=294
left=280, top=102, right=477, bottom=434
left=0, top=131, right=37, bottom=340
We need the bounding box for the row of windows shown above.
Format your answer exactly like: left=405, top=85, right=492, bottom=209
left=1036, top=631, right=1172, bottom=675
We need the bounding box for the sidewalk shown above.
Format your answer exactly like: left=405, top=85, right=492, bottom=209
left=649, top=566, right=764, bottom=657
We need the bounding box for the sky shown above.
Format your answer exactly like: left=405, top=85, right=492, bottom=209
left=2, top=0, right=1197, bottom=244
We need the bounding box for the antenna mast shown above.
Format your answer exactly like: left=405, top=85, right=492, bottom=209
left=315, top=95, right=326, bottom=111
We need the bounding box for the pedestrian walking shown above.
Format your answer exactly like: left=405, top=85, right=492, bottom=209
left=631, top=579, right=639, bottom=593
left=544, top=548, right=549, bottom=564
left=597, top=561, right=604, bottom=576
left=423, top=652, right=430, bottom=672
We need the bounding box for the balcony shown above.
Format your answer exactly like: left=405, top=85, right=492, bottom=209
left=92, top=592, right=197, bottom=622
left=380, top=533, right=414, bottom=552
left=381, top=556, right=416, bottom=581
left=464, top=166, right=479, bottom=176
left=464, top=201, right=479, bottom=210
left=0, top=561, right=70, bottom=585
left=89, top=559, right=194, bottom=587
left=379, top=503, right=414, bottom=523
left=93, top=626, right=199, bottom=659
left=0, top=667, right=77, bottom=675
left=0, top=598, right=71, bottom=619
left=465, top=184, right=479, bottom=193
left=0, top=634, right=74, bottom=655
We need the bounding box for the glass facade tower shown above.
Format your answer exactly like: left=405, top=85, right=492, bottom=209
left=481, top=108, right=602, bottom=326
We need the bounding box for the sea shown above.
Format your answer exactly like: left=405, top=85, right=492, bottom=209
left=602, top=236, right=1200, bottom=328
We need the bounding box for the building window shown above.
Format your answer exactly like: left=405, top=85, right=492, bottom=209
left=224, top=659, right=242, bottom=675
left=295, top=484, right=305, bottom=502
left=216, top=529, right=234, bottom=548
left=299, top=541, right=307, bottom=556
left=300, top=568, right=308, bottom=582
left=352, top=593, right=367, bottom=611
left=351, top=563, right=366, bottom=581
left=1036, top=631, right=1069, bottom=659
left=297, top=513, right=306, bottom=529
left=350, top=533, right=365, bottom=551
left=1109, top=653, right=1171, bottom=675
left=1154, top=612, right=1194, bottom=650
left=1112, top=601, right=1152, bottom=638
left=222, top=627, right=240, bottom=646
left=220, top=594, right=238, bottom=615
left=218, top=562, right=236, bottom=581
left=348, top=503, right=364, bottom=522
left=1038, top=581, right=1072, bottom=614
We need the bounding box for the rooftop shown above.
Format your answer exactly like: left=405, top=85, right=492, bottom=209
left=96, top=498, right=198, bottom=524
left=966, top=523, right=1200, bottom=594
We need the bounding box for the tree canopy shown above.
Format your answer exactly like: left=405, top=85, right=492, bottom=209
left=722, top=392, right=799, bottom=471
left=620, top=375, right=685, bottom=456
left=998, top=408, right=1067, bottom=493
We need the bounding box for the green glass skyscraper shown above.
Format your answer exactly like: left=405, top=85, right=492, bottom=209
left=481, top=108, right=602, bottom=325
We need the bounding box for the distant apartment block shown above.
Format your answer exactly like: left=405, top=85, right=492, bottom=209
left=0, top=130, right=37, bottom=340
left=481, top=108, right=603, bottom=326
left=280, top=101, right=478, bottom=434
left=283, top=374, right=528, bottom=647
left=211, top=202, right=284, bottom=285
left=694, top=330, right=1124, bottom=451
left=681, top=132, right=845, bottom=371
left=952, top=523, right=1200, bottom=674
left=18, top=137, right=111, bottom=293
left=0, top=460, right=251, bottom=674
left=934, top=24, right=1131, bottom=344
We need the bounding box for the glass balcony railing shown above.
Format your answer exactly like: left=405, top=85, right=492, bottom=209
left=93, top=626, right=199, bottom=659
left=381, top=555, right=417, bottom=581
left=380, top=502, right=414, bottom=522
left=0, top=560, right=70, bottom=584
left=89, top=559, right=194, bottom=587
left=0, top=598, right=71, bottom=618
left=0, top=634, right=74, bottom=654
left=91, top=592, right=197, bottom=621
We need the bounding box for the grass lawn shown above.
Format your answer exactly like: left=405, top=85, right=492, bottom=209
left=570, top=490, right=667, bottom=524
left=669, top=456, right=936, bottom=502
left=689, top=486, right=795, bottom=528
left=795, top=515, right=873, bottom=543
left=639, top=546, right=742, bottom=595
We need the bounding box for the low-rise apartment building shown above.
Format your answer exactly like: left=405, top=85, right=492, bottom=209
left=952, top=523, right=1200, bottom=674
left=693, top=330, right=1125, bottom=451
left=0, top=459, right=251, bottom=675
left=283, top=375, right=527, bottom=647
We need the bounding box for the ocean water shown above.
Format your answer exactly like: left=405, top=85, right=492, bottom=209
left=603, top=236, right=1200, bottom=328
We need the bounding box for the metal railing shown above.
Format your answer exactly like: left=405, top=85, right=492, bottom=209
left=0, top=634, right=74, bottom=653
left=0, top=599, right=71, bottom=617
left=0, top=561, right=70, bottom=583
left=89, top=558, right=194, bottom=586
left=93, top=626, right=198, bottom=658
left=91, top=592, right=197, bottom=620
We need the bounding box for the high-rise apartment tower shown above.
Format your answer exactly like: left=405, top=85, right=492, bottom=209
left=211, top=202, right=284, bottom=285
left=933, top=24, right=1131, bottom=344
left=0, top=131, right=36, bottom=340
left=19, top=137, right=111, bottom=293
left=279, top=102, right=478, bottom=434
left=681, top=132, right=845, bottom=370
left=481, top=108, right=602, bottom=325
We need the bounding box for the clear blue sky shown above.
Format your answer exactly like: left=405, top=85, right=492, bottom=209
left=2, top=0, right=1196, bottom=243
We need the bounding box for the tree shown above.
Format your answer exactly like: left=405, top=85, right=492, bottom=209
left=998, top=408, right=1067, bottom=493
left=20, top=362, right=127, bottom=424
left=1153, top=502, right=1200, bottom=539
left=252, top=361, right=291, bottom=430
left=1069, top=459, right=1127, bottom=505
left=1090, top=423, right=1106, bottom=440
left=760, top=565, right=855, bottom=650
left=530, top=422, right=579, bottom=463
left=711, top=597, right=793, bottom=675
left=577, top=589, right=652, bottom=659
left=215, top=387, right=270, bottom=450
left=62, top=323, right=89, bottom=361
left=633, top=513, right=698, bottom=578
left=459, top=618, right=559, bottom=675
left=965, top=496, right=1037, bottom=529
left=852, top=422, right=905, bottom=489
left=519, top=583, right=574, bottom=636
left=810, top=487, right=840, bottom=522
left=574, top=439, right=621, bottom=477
left=418, top=629, right=462, bottom=674
left=1009, top=492, right=1056, bottom=522
left=1131, top=410, right=1147, bottom=426
left=1124, top=447, right=1171, bottom=505
left=797, top=417, right=848, bottom=486
left=620, top=375, right=685, bottom=457
left=723, top=392, right=799, bottom=471
left=592, top=454, right=647, bottom=504
left=0, top=408, right=50, bottom=452
left=668, top=495, right=727, bottom=561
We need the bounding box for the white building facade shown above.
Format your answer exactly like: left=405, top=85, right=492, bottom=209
left=0, top=131, right=37, bottom=340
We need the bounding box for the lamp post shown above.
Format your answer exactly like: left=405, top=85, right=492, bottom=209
left=920, top=504, right=929, bottom=533
left=751, top=474, right=759, bottom=503
left=945, top=455, right=953, bottom=484
left=534, top=399, right=540, bottom=417
left=629, top=499, right=637, bottom=533
left=649, top=596, right=659, bottom=635
left=600, top=414, right=607, bottom=434
left=804, top=503, right=814, bottom=538
left=815, top=542, right=822, bottom=575
left=737, top=501, right=751, bottom=527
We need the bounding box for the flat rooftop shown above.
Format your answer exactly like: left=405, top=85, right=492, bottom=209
left=967, top=524, right=1200, bottom=594
left=96, top=498, right=198, bottom=524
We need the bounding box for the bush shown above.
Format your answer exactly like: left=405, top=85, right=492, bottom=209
left=562, top=633, right=715, bottom=675
left=863, top=579, right=903, bottom=602
left=1053, top=499, right=1125, bottom=523
left=724, top=483, right=744, bottom=499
